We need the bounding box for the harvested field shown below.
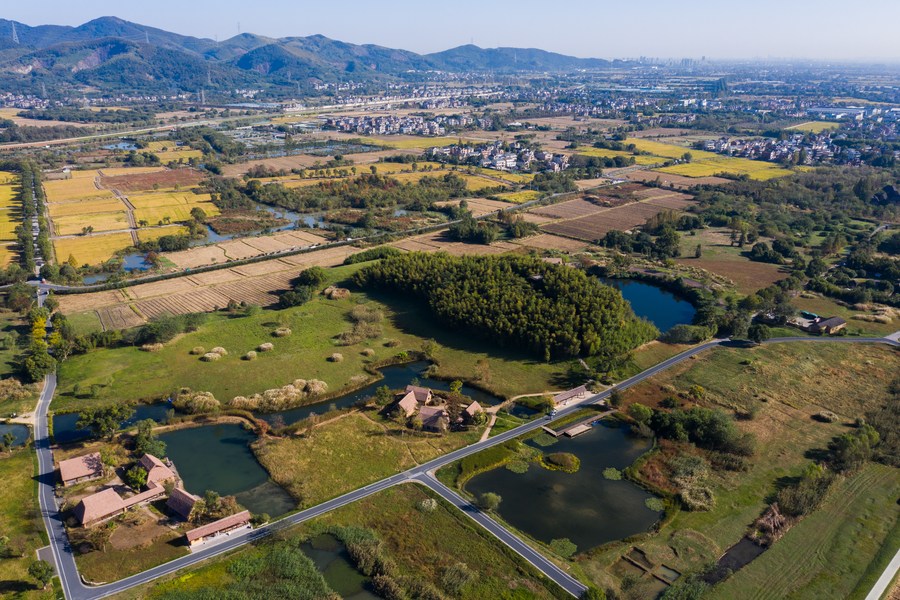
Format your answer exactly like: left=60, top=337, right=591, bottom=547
left=391, top=230, right=519, bottom=256
left=624, top=169, right=731, bottom=189
left=532, top=198, right=607, bottom=220
left=43, top=176, right=107, bottom=201
left=520, top=212, right=557, bottom=225
left=221, top=154, right=333, bottom=177
left=54, top=232, right=134, bottom=265
left=510, top=233, right=589, bottom=252
left=98, top=304, right=145, bottom=330
left=434, top=197, right=510, bottom=217
left=136, top=225, right=189, bottom=242
left=542, top=199, right=692, bottom=241
left=100, top=168, right=204, bottom=191
left=47, top=197, right=124, bottom=218
left=575, top=177, right=612, bottom=191
left=143, top=141, right=202, bottom=163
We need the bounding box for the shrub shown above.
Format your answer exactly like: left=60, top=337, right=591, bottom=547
left=813, top=410, right=839, bottom=423
left=372, top=575, right=405, bottom=600
left=550, top=538, right=578, bottom=558
left=478, top=492, right=502, bottom=510
left=532, top=432, right=559, bottom=447
left=211, top=346, right=228, bottom=356
left=362, top=348, right=375, bottom=357
left=441, top=562, right=474, bottom=595
left=243, top=351, right=257, bottom=361
left=273, top=328, right=292, bottom=337
left=228, top=379, right=328, bottom=411
left=628, top=402, right=653, bottom=423
left=329, top=353, right=344, bottom=362
left=505, top=460, right=529, bottom=474
left=189, top=346, right=205, bottom=355
left=680, top=484, right=715, bottom=511
left=200, top=352, right=221, bottom=362
left=173, top=389, right=220, bottom=413
left=708, top=451, right=749, bottom=472
left=602, top=467, right=622, bottom=480
left=140, top=343, right=163, bottom=352
left=544, top=452, right=580, bottom=472
left=645, top=497, right=665, bottom=512
left=416, top=498, right=437, bottom=513
left=257, top=342, right=274, bottom=352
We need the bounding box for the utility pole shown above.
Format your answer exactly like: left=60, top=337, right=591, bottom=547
left=144, top=30, right=149, bottom=44
left=11, top=22, right=19, bottom=45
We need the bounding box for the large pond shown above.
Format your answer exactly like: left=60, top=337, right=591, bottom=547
left=159, top=423, right=295, bottom=517
left=301, top=533, right=379, bottom=600
left=0, top=423, right=30, bottom=446
left=261, top=360, right=499, bottom=427
left=53, top=403, right=173, bottom=444
left=465, top=421, right=661, bottom=551
left=600, top=278, right=696, bottom=333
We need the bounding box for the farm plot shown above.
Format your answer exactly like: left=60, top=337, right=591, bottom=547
left=0, top=171, right=20, bottom=266
left=129, top=191, right=219, bottom=224
left=52, top=211, right=129, bottom=236
left=625, top=138, right=795, bottom=180
left=100, top=168, right=204, bottom=191
left=143, top=141, right=202, bottom=163
left=434, top=197, right=511, bottom=217
left=510, top=233, right=589, bottom=252
left=43, top=175, right=110, bottom=202
left=54, top=232, right=134, bottom=265
left=624, top=169, right=731, bottom=189
left=136, top=225, right=189, bottom=242
left=542, top=200, right=690, bottom=241
left=494, top=190, right=541, bottom=204
left=47, top=197, right=125, bottom=218
left=532, top=198, right=606, bottom=220
left=391, top=230, right=519, bottom=256
left=574, top=146, right=661, bottom=165
left=786, top=121, right=840, bottom=133
left=388, top=171, right=504, bottom=191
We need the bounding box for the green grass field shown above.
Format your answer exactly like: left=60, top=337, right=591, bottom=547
left=708, top=463, right=900, bottom=600
left=57, top=265, right=577, bottom=412
left=0, top=449, right=53, bottom=599
left=787, top=121, right=841, bottom=133
left=0, top=308, right=29, bottom=380
left=129, top=484, right=565, bottom=600
left=254, top=410, right=482, bottom=508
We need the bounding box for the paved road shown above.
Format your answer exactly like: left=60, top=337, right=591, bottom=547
left=34, top=335, right=899, bottom=599
left=865, top=548, right=900, bottom=600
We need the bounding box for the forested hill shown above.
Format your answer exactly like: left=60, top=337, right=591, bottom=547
left=354, top=253, right=658, bottom=361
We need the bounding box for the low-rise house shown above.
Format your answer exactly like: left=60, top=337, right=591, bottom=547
left=463, top=401, right=483, bottom=420
left=185, top=510, right=251, bottom=547
left=73, top=454, right=175, bottom=527
left=396, top=391, right=419, bottom=418
left=553, top=385, right=588, bottom=406
left=418, top=405, right=449, bottom=433
left=405, top=385, right=433, bottom=404
left=810, top=316, right=847, bottom=335
left=167, top=487, right=200, bottom=521
left=140, top=454, right=176, bottom=487
left=59, top=452, right=104, bottom=487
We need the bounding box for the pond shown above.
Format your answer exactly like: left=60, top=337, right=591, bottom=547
left=465, top=421, right=661, bottom=552
left=53, top=403, right=173, bottom=445
left=0, top=423, right=30, bottom=446
left=301, top=533, right=379, bottom=600
left=159, top=423, right=294, bottom=517
left=600, top=278, right=696, bottom=333
left=261, top=360, right=500, bottom=427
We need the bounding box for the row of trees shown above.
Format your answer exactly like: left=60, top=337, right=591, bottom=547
left=355, top=253, right=658, bottom=361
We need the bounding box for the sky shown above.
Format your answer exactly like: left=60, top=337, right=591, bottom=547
left=5, top=0, right=900, bottom=61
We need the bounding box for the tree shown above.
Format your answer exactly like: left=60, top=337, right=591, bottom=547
left=373, top=385, right=393, bottom=407
left=134, top=419, right=166, bottom=458
left=478, top=492, right=502, bottom=510
left=28, top=559, right=53, bottom=589
left=190, top=207, right=207, bottom=223
left=694, top=244, right=702, bottom=258
left=628, top=402, right=653, bottom=423
left=1, top=431, right=14, bottom=452
left=77, top=404, right=136, bottom=440
left=123, top=465, right=147, bottom=490
left=747, top=324, right=770, bottom=344
left=449, top=380, right=463, bottom=394
left=828, top=425, right=880, bottom=472
left=67, top=253, right=79, bottom=268
left=23, top=350, right=56, bottom=383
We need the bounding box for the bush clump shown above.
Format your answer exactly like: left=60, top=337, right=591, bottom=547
left=532, top=432, right=559, bottom=447
left=505, top=460, right=529, bottom=474
left=329, top=353, right=344, bottom=362
left=229, top=379, right=328, bottom=412
left=679, top=485, right=715, bottom=511
left=602, top=467, right=622, bottom=480
left=243, top=351, right=257, bottom=361
left=361, top=348, right=375, bottom=357
left=173, top=389, right=220, bottom=414
left=544, top=452, right=580, bottom=473
left=210, top=346, right=228, bottom=356
left=200, top=352, right=221, bottom=362
left=813, top=410, right=839, bottom=423
left=189, top=346, right=205, bottom=355
left=416, top=498, right=438, bottom=513
left=550, top=538, right=578, bottom=559
left=257, top=342, right=274, bottom=352
left=273, top=328, right=292, bottom=338
left=140, top=343, right=163, bottom=352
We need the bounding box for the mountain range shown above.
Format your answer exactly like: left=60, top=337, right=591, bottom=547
left=0, top=16, right=624, bottom=97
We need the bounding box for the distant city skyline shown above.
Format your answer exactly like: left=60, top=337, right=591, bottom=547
left=5, top=0, right=900, bottom=61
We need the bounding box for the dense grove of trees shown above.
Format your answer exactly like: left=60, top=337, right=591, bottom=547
left=206, top=172, right=471, bottom=214
left=0, top=121, right=89, bottom=143
left=20, top=108, right=155, bottom=125
left=343, top=246, right=402, bottom=264
left=355, top=253, right=657, bottom=361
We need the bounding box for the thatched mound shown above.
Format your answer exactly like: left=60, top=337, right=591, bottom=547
left=324, top=286, right=351, bottom=300
left=228, top=379, right=329, bottom=411
left=210, top=346, right=228, bottom=356
left=257, top=342, right=274, bottom=352
left=329, top=353, right=344, bottom=362
left=273, top=328, right=292, bottom=337
left=200, top=352, right=221, bottom=362
left=243, top=351, right=257, bottom=361
left=140, top=343, right=164, bottom=352
left=173, top=389, right=220, bottom=414
left=189, top=346, right=205, bottom=355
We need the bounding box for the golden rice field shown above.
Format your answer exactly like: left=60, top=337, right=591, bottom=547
left=0, top=171, right=20, bottom=266
left=53, top=211, right=129, bottom=236
left=143, top=141, right=202, bottom=163
left=137, top=225, right=190, bottom=242
left=470, top=167, right=535, bottom=184
left=387, top=171, right=505, bottom=191
left=130, top=191, right=218, bottom=224
left=626, top=138, right=795, bottom=180
left=494, top=190, right=541, bottom=204
left=48, top=197, right=125, bottom=218
left=43, top=177, right=112, bottom=202
left=54, top=232, right=135, bottom=266
left=356, top=135, right=464, bottom=150
left=786, top=121, right=840, bottom=133
left=574, top=146, right=662, bottom=165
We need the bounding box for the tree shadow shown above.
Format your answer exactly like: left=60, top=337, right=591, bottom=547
left=0, top=580, right=38, bottom=593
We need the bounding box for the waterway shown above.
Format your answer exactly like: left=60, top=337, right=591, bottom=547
left=600, top=278, right=696, bottom=333
left=0, top=423, right=30, bottom=446
left=159, top=423, right=295, bottom=517
left=465, top=420, right=661, bottom=551
left=301, top=533, right=380, bottom=600
left=260, top=360, right=499, bottom=427
left=52, top=403, right=173, bottom=444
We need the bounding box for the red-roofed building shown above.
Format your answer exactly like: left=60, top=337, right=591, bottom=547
left=59, top=452, right=104, bottom=487
left=185, top=510, right=251, bottom=547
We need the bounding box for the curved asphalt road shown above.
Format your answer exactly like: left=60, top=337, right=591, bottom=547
left=33, top=334, right=899, bottom=599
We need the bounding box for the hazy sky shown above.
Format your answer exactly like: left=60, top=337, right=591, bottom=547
left=6, top=0, right=900, bottom=61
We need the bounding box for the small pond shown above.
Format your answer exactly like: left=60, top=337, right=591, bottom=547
left=261, top=360, right=500, bottom=427
left=0, top=423, right=30, bottom=446
left=159, top=423, right=294, bottom=517
left=465, top=421, right=661, bottom=551
left=302, top=533, right=379, bottom=600
left=53, top=403, right=173, bottom=445
left=600, top=278, right=696, bottom=333
left=102, top=142, right=138, bottom=151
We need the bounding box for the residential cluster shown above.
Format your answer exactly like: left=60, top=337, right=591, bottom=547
left=428, top=140, right=570, bottom=172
